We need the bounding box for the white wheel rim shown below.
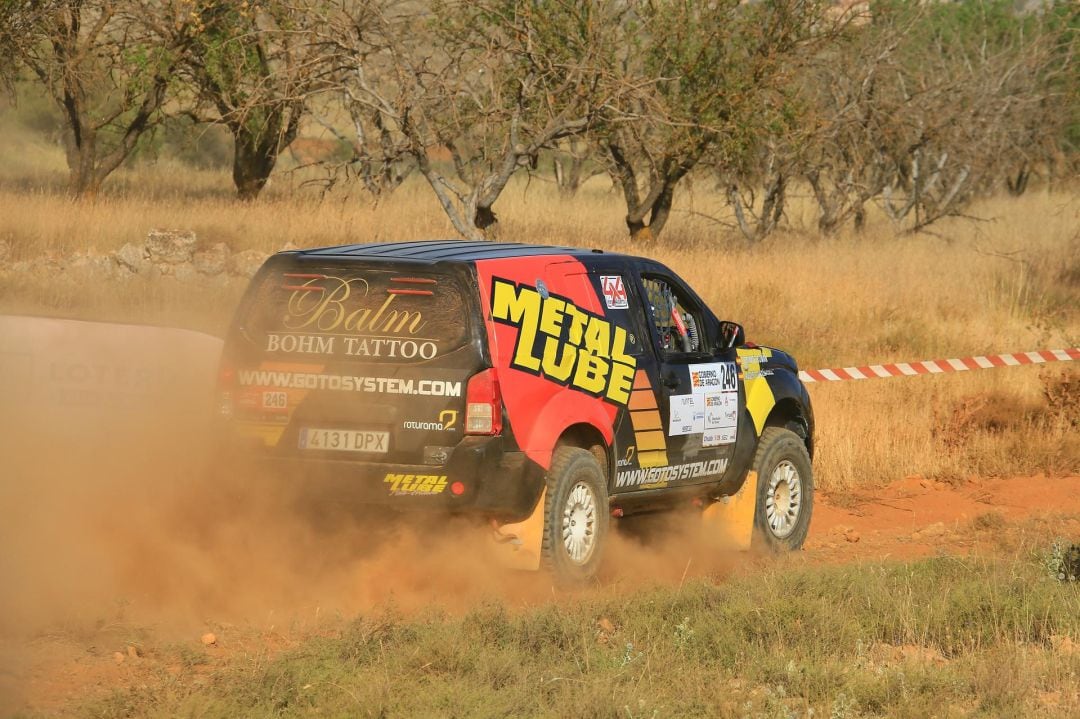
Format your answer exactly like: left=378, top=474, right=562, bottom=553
left=765, top=460, right=802, bottom=539
left=562, top=481, right=598, bottom=565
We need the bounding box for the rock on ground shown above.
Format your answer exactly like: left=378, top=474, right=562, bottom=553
left=146, top=229, right=197, bottom=265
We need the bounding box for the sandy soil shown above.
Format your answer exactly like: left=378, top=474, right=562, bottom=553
left=3, top=472, right=1077, bottom=717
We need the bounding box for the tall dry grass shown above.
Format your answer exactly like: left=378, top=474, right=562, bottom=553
left=0, top=157, right=1077, bottom=491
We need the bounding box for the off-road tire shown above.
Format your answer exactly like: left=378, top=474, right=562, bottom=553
left=752, top=427, right=813, bottom=551
left=541, top=446, right=609, bottom=583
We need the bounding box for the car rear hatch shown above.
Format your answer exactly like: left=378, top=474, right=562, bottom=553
left=220, top=254, right=482, bottom=470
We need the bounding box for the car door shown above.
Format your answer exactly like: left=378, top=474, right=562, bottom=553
left=580, top=266, right=660, bottom=489
left=616, top=267, right=738, bottom=490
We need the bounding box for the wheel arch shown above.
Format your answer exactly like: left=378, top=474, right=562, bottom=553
left=519, top=387, right=616, bottom=470
left=764, top=397, right=814, bottom=459
left=555, top=423, right=613, bottom=485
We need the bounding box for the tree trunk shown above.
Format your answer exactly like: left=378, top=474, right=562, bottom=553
left=1006, top=162, right=1030, bottom=196
left=232, top=130, right=279, bottom=201
left=554, top=153, right=587, bottom=198
left=66, top=148, right=100, bottom=198
left=63, top=133, right=114, bottom=199
left=474, top=205, right=499, bottom=239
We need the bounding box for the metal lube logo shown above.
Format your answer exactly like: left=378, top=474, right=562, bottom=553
left=490, top=278, right=637, bottom=405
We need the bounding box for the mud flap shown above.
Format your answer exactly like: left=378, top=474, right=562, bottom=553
left=490, top=489, right=546, bottom=571
left=701, top=470, right=759, bottom=550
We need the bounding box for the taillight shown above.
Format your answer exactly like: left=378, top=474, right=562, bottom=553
left=216, top=360, right=235, bottom=418
left=465, top=368, right=502, bottom=435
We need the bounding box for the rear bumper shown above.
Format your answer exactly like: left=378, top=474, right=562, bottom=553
left=216, top=433, right=546, bottom=521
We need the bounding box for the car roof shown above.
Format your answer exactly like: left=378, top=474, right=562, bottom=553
left=292, top=240, right=634, bottom=264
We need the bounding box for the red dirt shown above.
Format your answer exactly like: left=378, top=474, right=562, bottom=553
left=809, top=473, right=1080, bottom=561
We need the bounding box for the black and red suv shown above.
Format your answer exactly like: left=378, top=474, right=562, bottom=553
left=217, top=241, right=814, bottom=580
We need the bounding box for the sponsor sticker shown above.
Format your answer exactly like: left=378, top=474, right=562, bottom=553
left=266, top=334, right=439, bottom=360
left=669, top=362, right=739, bottom=443
left=704, top=392, right=738, bottom=429
left=263, top=273, right=448, bottom=360
left=403, top=409, right=459, bottom=432
left=689, top=362, right=738, bottom=393
left=490, top=278, right=638, bottom=405
left=262, top=391, right=288, bottom=410
left=384, top=473, right=448, bottom=495
left=615, top=458, right=728, bottom=488
left=600, top=275, right=629, bottom=310
left=238, top=369, right=462, bottom=397
left=668, top=394, right=699, bottom=435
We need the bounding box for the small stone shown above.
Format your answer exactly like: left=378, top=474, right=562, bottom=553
left=146, top=229, right=197, bottom=265
left=126, top=645, right=140, bottom=659
left=844, top=529, right=861, bottom=543
left=113, top=651, right=126, bottom=664
left=228, top=249, right=267, bottom=278
left=69, top=253, right=116, bottom=281
left=915, top=522, right=947, bottom=539
left=173, top=264, right=199, bottom=283
left=193, top=242, right=230, bottom=276
left=201, top=632, right=217, bottom=646
left=115, top=242, right=150, bottom=273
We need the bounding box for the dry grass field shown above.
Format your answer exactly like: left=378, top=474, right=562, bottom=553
left=1, top=156, right=1077, bottom=491
left=1, top=140, right=1078, bottom=717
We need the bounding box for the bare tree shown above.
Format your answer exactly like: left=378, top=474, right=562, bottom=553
left=796, top=16, right=905, bottom=235
left=797, top=1, right=1075, bottom=235
left=880, top=3, right=1073, bottom=232
left=320, top=0, right=629, bottom=239
left=723, top=139, right=794, bottom=243
left=178, top=1, right=333, bottom=200
left=551, top=137, right=604, bottom=198
left=598, top=0, right=827, bottom=242
left=1, top=1, right=200, bottom=197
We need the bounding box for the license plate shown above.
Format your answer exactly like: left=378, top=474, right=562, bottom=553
left=299, top=428, right=389, bottom=453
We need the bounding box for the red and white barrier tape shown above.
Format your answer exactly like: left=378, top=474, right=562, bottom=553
left=799, top=348, right=1079, bottom=383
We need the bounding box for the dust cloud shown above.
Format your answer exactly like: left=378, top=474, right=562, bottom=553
left=0, top=316, right=744, bottom=710
left=0, top=385, right=741, bottom=636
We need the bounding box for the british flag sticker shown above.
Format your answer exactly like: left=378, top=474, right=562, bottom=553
left=600, top=275, right=629, bottom=310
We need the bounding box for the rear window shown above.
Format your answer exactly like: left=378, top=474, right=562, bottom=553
left=239, top=265, right=469, bottom=363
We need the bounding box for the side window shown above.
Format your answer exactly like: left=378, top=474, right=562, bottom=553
left=641, top=276, right=703, bottom=354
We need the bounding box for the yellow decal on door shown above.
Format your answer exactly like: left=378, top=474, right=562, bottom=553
left=737, top=348, right=775, bottom=436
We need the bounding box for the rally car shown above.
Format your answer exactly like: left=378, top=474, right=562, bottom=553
left=216, top=241, right=814, bottom=581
